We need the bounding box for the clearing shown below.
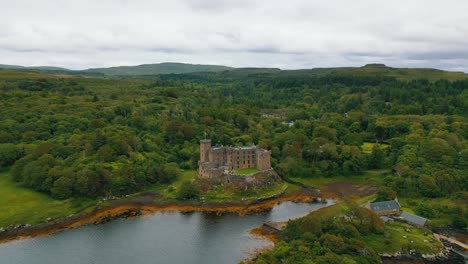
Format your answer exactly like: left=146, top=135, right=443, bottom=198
left=0, top=169, right=95, bottom=228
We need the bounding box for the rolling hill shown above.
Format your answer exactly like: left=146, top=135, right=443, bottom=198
left=1, top=63, right=467, bottom=81
left=83, top=62, right=233, bottom=76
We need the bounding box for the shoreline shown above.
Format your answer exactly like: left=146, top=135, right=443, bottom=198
left=0, top=189, right=317, bottom=245
left=247, top=213, right=466, bottom=264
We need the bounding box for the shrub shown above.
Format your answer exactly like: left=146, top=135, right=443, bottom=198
left=176, top=181, right=200, bottom=200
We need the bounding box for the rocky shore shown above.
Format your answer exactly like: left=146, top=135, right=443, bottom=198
left=0, top=188, right=318, bottom=245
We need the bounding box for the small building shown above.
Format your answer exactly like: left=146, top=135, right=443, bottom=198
left=400, top=211, right=428, bottom=227
left=368, top=199, right=401, bottom=216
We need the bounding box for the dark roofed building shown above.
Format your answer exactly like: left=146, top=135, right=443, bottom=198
left=368, top=199, right=401, bottom=216
left=400, top=212, right=428, bottom=227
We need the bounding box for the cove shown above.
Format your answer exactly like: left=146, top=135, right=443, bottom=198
left=0, top=200, right=333, bottom=264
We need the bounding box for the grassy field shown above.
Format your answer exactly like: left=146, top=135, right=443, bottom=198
left=143, top=170, right=198, bottom=200
left=235, top=167, right=261, bottom=175
left=0, top=169, right=96, bottom=228
left=202, top=182, right=295, bottom=202
left=363, top=221, right=443, bottom=254
left=289, top=169, right=388, bottom=188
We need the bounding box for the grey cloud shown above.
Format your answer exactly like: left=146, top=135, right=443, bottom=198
left=0, top=0, right=467, bottom=72
left=184, top=0, right=253, bottom=12
left=404, top=51, right=468, bottom=60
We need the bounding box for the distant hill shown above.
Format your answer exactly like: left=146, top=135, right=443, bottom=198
left=0, top=64, right=70, bottom=71
left=230, top=64, right=468, bottom=81
left=331, top=64, right=468, bottom=81
left=83, top=62, right=233, bottom=76
left=1, top=62, right=467, bottom=81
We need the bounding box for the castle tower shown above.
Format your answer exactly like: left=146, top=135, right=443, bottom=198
left=200, top=139, right=211, bottom=163
left=256, top=149, right=271, bottom=170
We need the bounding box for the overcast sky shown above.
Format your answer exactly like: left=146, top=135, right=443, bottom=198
left=1, top=0, right=468, bottom=71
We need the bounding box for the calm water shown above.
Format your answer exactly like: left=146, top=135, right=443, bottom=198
left=0, top=200, right=333, bottom=264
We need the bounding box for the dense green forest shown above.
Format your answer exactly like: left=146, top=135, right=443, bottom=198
left=0, top=66, right=466, bottom=226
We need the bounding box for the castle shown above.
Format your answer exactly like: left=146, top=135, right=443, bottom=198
left=198, top=139, right=271, bottom=178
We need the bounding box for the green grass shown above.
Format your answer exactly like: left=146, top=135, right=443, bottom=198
left=146, top=169, right=297, bottom=202
left=235, top=167, right=261, bottom=175
left=289, top=169, right=388, bottom=189
left=201, top=181, right=291, bottom=202
left=144, top=170, right=198, bottom=200
left=363, top=221, right=443, bottom=254
left=361, top=142, right=390, bottom=154
left=0, top=169, right=96, bottom=228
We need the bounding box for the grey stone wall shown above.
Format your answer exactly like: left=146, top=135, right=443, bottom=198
left=196, top=169, right=281, bottom=191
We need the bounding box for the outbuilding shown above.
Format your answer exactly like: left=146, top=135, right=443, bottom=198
left=368, top=199, right=401, bottom=216
left=400, top=211, right=428, bottom=227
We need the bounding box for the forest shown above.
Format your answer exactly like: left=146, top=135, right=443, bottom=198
left=0, top=65, right=466, bottom=228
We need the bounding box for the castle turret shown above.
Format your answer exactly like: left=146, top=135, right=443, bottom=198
left=200, top=139, right=211, bottom=163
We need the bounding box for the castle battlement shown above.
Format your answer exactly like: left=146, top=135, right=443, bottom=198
left=198, top=139, right=271, bottom=178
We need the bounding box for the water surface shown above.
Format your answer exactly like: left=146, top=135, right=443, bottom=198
left=0, top=200, right=333, bottom=264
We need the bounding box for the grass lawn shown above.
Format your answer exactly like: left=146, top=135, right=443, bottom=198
left=235, top=167, right=261, bottom=175
left=144, top=170, right=198, bottom=200
left=363, top=221, right=443, bottom=254
left=361, top=142, right=390, bottom=154
left=289, top=169, right=388, bottom=189
left=0, top=169, right=96, bottom=228
left=201, top=181, right=292, bottom=202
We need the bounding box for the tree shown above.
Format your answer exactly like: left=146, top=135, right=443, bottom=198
left=369, top=144, right=385, bottom=169
left=0, top=143, right=22, bottom=168
left=375, top=187, right=397, bottom=202
left=51, top=175, right=74, bottom=199
left=97, top=144, right=116, bottom=162
left=176, top=181, right=200, bottom=200
left=313, top=125, right=337, bottom=142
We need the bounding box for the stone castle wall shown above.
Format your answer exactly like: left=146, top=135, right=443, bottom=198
left=195, top=169, right=281, bottom=191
